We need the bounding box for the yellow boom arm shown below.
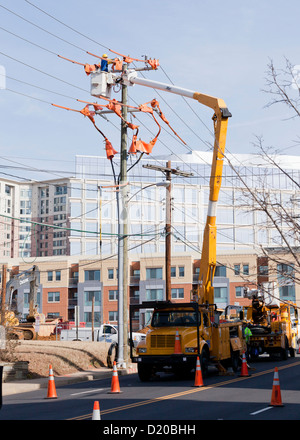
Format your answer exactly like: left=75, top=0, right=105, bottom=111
left=121, top=73, right=232, bottom=305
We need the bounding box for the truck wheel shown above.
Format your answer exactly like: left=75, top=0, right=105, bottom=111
left=280, top=338, right=289, bottom=360
left=137, top=364, right=153, bottom=382
left=289, top=347, right=295, bottom=357
left=231, top=350, right=240, bottom=372
left=23, top=330, right=34, bottom=340
left=107, top=342, right=118, bottom=369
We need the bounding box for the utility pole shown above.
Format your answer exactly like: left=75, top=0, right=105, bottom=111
left=1, top=265, right=7, bottom=325
left=143, top=163, right=193, bottom=301
left=117, top=62, right=129, bottom=368
left=165, top=161, right=172, bottom=301
left=92, top=295, right=95, bottom=341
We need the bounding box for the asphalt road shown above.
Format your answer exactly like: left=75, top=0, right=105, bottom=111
left=1, top=355, right=300, bottom=424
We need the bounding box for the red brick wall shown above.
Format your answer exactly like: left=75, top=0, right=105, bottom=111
left=171, top=283, right=192, bottom=302
left=42, top=287, right=69, bottom=320
left=229, top=282, right=255, bottom=307
left=102, top=285, right=121, bottom=323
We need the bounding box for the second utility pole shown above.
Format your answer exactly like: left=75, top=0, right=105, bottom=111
left=143, top=162, right=193, bottom=302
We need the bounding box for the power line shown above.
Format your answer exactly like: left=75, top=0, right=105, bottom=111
left=0, top=4, right=86, bottom=52
left=24, top=0, right=110, bottom=51
left=0, top=51, right=88, bottom=93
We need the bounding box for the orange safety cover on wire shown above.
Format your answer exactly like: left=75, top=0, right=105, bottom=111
left=105, top=139, right=118, bottom=159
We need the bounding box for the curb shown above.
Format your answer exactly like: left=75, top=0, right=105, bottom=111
left=2, top=365, right=137, bottom=396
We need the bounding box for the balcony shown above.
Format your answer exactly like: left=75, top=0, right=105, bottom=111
left=69, top=277, right=79, bottom=287
left=130, top=276, right=140, bottom=285
left=68, top=298, right=78, bottom=309
left=130, top=296, right=140, bottom=305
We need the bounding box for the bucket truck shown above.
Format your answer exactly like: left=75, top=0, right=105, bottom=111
left=242, top=283, right=298, bottom=360
left=100, top=66, right=245, bottom=380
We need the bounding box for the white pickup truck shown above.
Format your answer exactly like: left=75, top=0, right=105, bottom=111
left=60, top=323, right=145, bottom=347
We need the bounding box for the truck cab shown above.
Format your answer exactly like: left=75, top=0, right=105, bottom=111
left=130, top=301, right=244, bottom=381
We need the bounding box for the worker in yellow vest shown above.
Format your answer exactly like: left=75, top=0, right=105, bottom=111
left=244, top=324, right=252, bottom=361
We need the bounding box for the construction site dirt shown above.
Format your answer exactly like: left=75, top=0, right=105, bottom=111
left=1, top=339, right=111, bottom=379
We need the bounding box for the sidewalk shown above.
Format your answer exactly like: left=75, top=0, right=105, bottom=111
left=2, top=364, right=137, bottom=396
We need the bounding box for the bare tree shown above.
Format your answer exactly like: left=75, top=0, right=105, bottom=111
left=263, top=57, right=300, bottom=119
left=222, top=58, right=300, bottom=300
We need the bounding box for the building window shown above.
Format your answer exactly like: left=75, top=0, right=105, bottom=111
left=48, top=292, right=60, bottom=303
left=171, top=267, right=176, bottom=277
left=47, top=271, right=53, bottom=282
left=47, top=312, right=60, bottom=319
left=84, top=270, right=100, bottom=281
left=215, top=266, right=226, bottom=277
left=108, top=290, right=118, bottom=301
left=179, top=266, right=185, bottom=277
left=132, top=269, right=140, bottom=278
left=146, top=289, right=164, bottom=301
left=214, top=287, right=227, bottom=301
left=55, top=185, right=67, bottom=195
left=235, top=286, right=243, bottom=298
left=171, top=288, right=184, bottom=299
left=84, top=291, right=101, bottom=306
left=108, top=269, right=114, bottom=279
left=243, top=265, right=249, bottom=275
left=277, top=263, right=295, bottom=301
left=109, top=311, right=118, bottom=322
left=55, top=271, right=61, bottom=281
left=84, top=312, right=101, bottom=327
left=234, top=265, right=240, bottom=276
left=259, top=265, right=269, bottom=275
left=146, top=268, right=162, bottom=280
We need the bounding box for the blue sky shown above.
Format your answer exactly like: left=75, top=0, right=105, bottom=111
left=0, top=0, right=299, bottom=181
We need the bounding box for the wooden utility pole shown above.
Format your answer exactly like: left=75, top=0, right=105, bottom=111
left=92, top=295, right=95, bottom=341
left=142, top=163, right=193, bottom=301
left=1, top=265, right=7, bottom=325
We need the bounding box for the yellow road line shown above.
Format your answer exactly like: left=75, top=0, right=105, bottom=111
left=68, top=360, right=300, bottom=420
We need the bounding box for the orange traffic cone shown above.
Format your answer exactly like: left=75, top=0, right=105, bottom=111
left=45, top=364, right=57, bottom=399
left=108, top=361, right=122, bottom=394
left=174, top=328, right=182, bottom=354
left=92, top=401, right=101, bottom=420
left=193, top=356, right=204, bottom=387
left=239, top=351, right=250, bottom=377
left=270, top=367, right=284, bottom=407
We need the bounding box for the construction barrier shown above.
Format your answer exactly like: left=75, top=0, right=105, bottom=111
left=107, top=361, right=122, bottom=394
left=270, top=367, right=284, bottom=407
left=174, top=328, right=182, bottom=354
left=239, top=351, right=250, bottom=377
left=193, top=356, right=204, bottom=387
left=92, top=401, right=101, bottom=420
left=45, top=364, right=57, bottom=399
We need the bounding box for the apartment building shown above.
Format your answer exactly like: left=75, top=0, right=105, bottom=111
left=1, top=250, right=299, bottom=329
left=0, top=151, right=299, bottom=328
left=1, top=151, right=300, bottom=261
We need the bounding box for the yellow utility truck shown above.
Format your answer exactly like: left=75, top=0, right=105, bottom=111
left=129, top=82, right=245, bottom=381
left=243, top=284, right=298, bottom=360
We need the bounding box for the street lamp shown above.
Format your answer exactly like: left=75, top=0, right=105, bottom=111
left=127, top=181, right=170, bottom=203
